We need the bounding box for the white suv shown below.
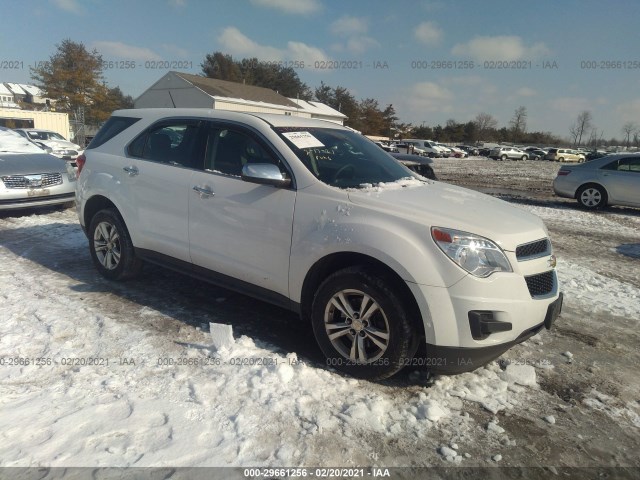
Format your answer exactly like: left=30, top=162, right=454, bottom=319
left=76, top=109, right=562, bottom=379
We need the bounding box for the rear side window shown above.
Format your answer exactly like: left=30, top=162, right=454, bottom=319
left=87, top=116, right=140, bottom=149
left=128, top=119, right=205, bottom=169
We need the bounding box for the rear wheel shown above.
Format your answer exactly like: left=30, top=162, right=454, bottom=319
left=577, top=184, right=607, bottom=209
left=521, top=155, right=527, bottom=161
left=501, top=154, right=507, bottom=161
left=311, top=267, right=417, bottom=380
left=88, top=209, right=142, bottom=280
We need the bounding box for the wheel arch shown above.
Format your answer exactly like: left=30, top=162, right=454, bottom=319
left=83, top=195, right=120, bottom=233
left=299, top=252, right=425, bottom=340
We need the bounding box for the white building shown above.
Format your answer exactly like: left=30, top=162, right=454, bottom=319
left=0, top=83, right=19, bottom=109
left=287, top=98, right=346, bottom=125
left=134, top=71, right=346, bottom=124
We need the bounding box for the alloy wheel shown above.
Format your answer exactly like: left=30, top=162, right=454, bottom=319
left=324, top=289, right=390, bottom=363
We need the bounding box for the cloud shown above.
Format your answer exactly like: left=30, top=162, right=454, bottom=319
left=218, top=27, right=329, bottom=63
left=287, top=41, right=329, bottom=64
left=329, top=16, right=378, bottom=54
left=250, top=0, right=320, bottom=15
left=615, top=99, right=640, bottom=122
left=92, top=41, right=162, bottom=61
left=345, top=36, right=379, bottom=54
left=410, top=81, right=454, bottom=112
left=330, top=16, right=369, bottom=36
left=414, top=22, right=442, bottom=45
left=516, top=87, right=537, bottom=97
left=162, top=44, right=191, bottom=58
left=218, top=27, right=284, bottom=60
left=452, top=36, right=550, bottom=61
left=51, top=0, right=83, bottom=14
left=549, top=97, right=591, bottom=116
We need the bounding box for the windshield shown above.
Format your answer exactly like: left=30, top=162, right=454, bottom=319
left=275, top=127, right=415, bottom=188
left=27, top=131, right=66, bottom=141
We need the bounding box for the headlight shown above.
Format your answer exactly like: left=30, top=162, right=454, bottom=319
left=431, top=227, right=512, bottom=277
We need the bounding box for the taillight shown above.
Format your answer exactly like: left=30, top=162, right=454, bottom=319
left=557, top=169, right=571, bottom=176
left=76, top=153, right=86, bottom=176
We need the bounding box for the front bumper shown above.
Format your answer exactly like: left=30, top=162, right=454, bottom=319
left=0, top=192, right=75, bottom=210
left=423, top=293, right=563, bottom=374
left=408, top=267, right=562, bottom=374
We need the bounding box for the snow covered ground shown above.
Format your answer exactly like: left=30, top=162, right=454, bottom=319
left=1, top=158, right=639, bottom=472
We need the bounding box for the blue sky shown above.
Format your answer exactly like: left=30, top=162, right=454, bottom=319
left=1, top=0, right=639, bottom=139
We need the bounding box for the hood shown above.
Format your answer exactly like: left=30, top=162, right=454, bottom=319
left=0, top=153, right=69, bottom=176
left=40, top=139, right=81, bottom=151
left=347, top=181, right=547, bottom=251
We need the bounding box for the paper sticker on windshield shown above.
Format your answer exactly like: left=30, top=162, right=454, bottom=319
left=282, top=131, right=324, bottom=149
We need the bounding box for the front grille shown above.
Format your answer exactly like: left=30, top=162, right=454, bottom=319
left=516, top=238, right=550, bottom=260
left=525, top=270, right=555, bottom=297
left=1, top=173, right=63, bottom=189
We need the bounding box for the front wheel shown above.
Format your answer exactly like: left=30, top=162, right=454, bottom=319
left=500, top=154, right=507, bottom=161
left=577, top=184, right=607, bottom=209
left=311, top=267, right=417, bottom=380
left=88, top=209, right=142, bottom=280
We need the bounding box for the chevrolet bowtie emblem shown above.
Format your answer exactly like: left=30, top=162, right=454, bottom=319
left=25, top=174, right=43, bottom=187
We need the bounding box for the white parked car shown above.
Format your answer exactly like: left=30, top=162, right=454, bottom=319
left=403, top=139, right=446, bottom=158
left=0, top=128, right=77, bottom=210
left=14, top=128, right=83, bottom=161
left=76, top=109, right=562, bottom=379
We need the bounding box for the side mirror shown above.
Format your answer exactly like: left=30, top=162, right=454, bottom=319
left=241, top=163, right=291, bottom=188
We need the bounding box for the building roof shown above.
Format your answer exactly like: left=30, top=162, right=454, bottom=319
left=288, top=98, right=347, bottom=119
left=19, top=84, right=43, bottom=96
left=174, top=72, right=299, bottom=109
left=0, top=83, right=12, bottom=95
left=5, top=83, right=26, bottom=95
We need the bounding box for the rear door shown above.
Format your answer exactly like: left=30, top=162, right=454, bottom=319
left=188, top=122, right=296, bottom=298
left=601, top=157, right=640, bottom=206
left=124, top=118, right=205, bottom=262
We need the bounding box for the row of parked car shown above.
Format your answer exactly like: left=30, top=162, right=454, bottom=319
left=375, top=139, right=476, bottom=158
left=376, top=138, right=616, bottom=165
left=488, top=146, right=593, bottom=162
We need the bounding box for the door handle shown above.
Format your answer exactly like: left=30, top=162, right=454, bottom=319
left=193, top=185, right=215, bottom=197
left=123, top=166, right=139, bottom=176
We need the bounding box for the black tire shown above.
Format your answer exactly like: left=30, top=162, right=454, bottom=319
left=501, top=154, right=507, bottom=161
left=576, top=184, right=607, bottom=210
left=88, top=208, right=142, bottom=280
left=521, top=155, right=527, bottom=161
left=311, top=266, right=417, bottom=380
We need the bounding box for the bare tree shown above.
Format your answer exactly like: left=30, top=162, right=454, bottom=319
left=509, top=106, right=527, bottom=140
left=474, top=112, right=498, bottom=139
left=621, top=122, right=639, bottom=148
left=569, top=111, right=593, bottom=146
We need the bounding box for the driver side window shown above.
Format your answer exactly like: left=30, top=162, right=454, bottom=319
left=204, top=125, right=285, bottom=177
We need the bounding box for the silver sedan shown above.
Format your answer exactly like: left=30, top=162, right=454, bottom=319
left=553, top=153, right=640, bottom=209
left=1, top=128, right=77, bottom=210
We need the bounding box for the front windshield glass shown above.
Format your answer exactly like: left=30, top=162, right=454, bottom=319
left=275, top=127, right=415, bottom=188
left=27, top=131, right=65, bottom=141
